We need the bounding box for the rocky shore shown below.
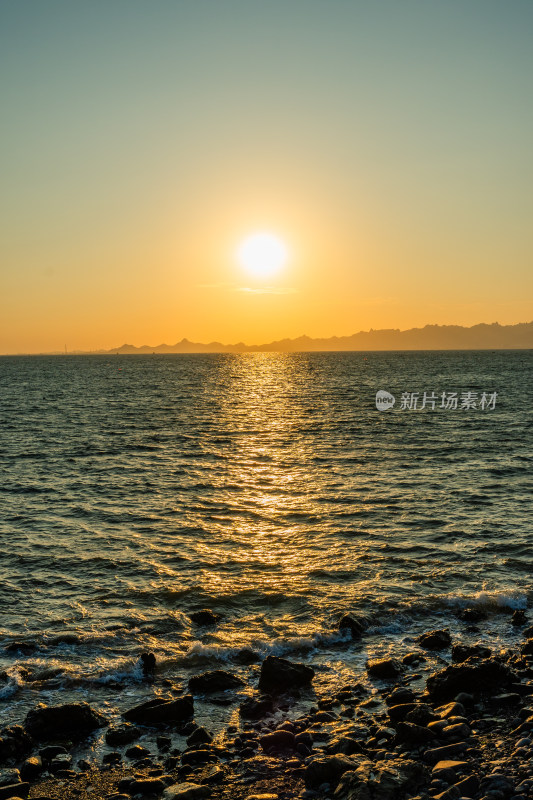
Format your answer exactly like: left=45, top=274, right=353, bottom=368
left=1, top=614, right=533, bottom=800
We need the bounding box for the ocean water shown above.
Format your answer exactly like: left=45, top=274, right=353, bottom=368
left=0, top=351, right=532, bottom=738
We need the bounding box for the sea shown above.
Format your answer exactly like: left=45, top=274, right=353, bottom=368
left=0, top=351, right=532, bottom=751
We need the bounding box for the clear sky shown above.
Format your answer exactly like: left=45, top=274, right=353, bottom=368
left=1, top=0, right=532, bottom=353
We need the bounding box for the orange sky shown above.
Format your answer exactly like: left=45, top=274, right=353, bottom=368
left=1, top=2, right=532, bottom=353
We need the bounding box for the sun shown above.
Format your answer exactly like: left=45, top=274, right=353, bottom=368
left=237, top=232, right=288, bottom=279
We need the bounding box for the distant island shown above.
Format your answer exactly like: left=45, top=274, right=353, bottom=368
left=61, top=321, right=533, bottom=354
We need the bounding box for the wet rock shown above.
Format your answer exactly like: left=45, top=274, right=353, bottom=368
left=188, top=670, right=244, bottom=694
left=0, top=783, right=29, bottom=800
left=49, top=753, right=72, bottom=773
left=334, top=757, right=429, bottom=800
left=436, top=701, right=466, bottom=719
left=367, top=658, right=402, bottom=680
left=163, top=784, right=210, bottom=800
left=490, top=692, right=521, bottom=706
left=239, top=696, right=274, bottom=720
left=123, top=695, right=194, bottom=724
left=181, top=749, right=218, bottom=766
left=425, top=742, right=469, bottom=762
left=127, top=777, right=166, bottom=795
left=395, top=721, right=436, bottom=744
left=0, top=727, right=32, bottom=764
left=523, top=625, right=533, bottom=639
left=39, top=745, right=67, bottom=760
left=189, top=610, right=219, bottom=626
left=442, top=722, right=471, bottom=738
left=521, top=639, right=533, bottom=656
left=426, top=659, right=516, bottom=702
left=457, top=607, right=487, bottom=622
left=418, top=630, right=452, bottom=650
left=403, top=652, right=426, bottom=665
left=388, top=703, right=417, bottom=721
left=512, top=610, right=528, bottom=627
left=3, top=642, right=36, bottom=655
left=385, top=687, right=416, bottom=706
left=452, top=643, right=492, bottom=662
left=304, top=754, right=357, bottom=788
left=19, top=757, right=41, bottom=782
left=186, top=727, right=212, bottom=747
left=105, top=724, right=141, bottom=746
left=454, top=775, right=479, bottom=797
left=432, top=760, right=471, bottom=781
left=405, top=703, right=438, bottom=725
left=338, top=615, right=365, bottom=639
left=125, top=744, right=150, bottom=760
left=140, top=652, right=156, bottom=677
left=24, top=702, right=108, bottom=740
left=232, top=649, right=260, bottom=665
left=0, top=771, right=20, bottom=787
left=258, top=656, right=314, bottom=693
left=259, top=730, right=295, bottom=752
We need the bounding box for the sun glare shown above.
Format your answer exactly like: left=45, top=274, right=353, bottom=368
left=237, top=232, right=288, bottom=279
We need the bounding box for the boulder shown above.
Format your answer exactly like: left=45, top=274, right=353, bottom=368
left=19, top=757, right=42, bottom=782
left=163, top=784, right=210, bottom=800
left=451, top=643, right=491, bottom=662
left=367, top=658, right=402, bottom=680
left=304, top=754, right=358, bottom=788
left=24, top=702, right=107, bottom=740
left=512, top=610, right=528, bottom=626
left=189, top=610, right=219, bottom=626
left=188, top=670, right=244, bottom=694
left=426, top=659, right=516, bottom=702
left=521, top=638, right=533, bottom=656
left=387, top=703, right=417, bottom=722
left=123, top=695, right=194, bottom=724
left=385, top=687, right=416, bottom=706
left=0, top=771, right=20, bottom=787
left=418, top=630, right=452, bottom=650
left=457, top=607, right=487, bottom=622
left=258, top=656, right=314, bottom=693
left=334, top=758, right=428, bottom=800
left=339, top=615, right=365, bottom=638
left=0, top=728, right=32, bottom=765
left=239, top=696, right=274, bottom=719
left=186, top=727, right=212, bottom=747
left=105, top=724, right=141, bottom=746
left=127, top=777, right=167, bottom=795
left=395, top=722, right=435, bottom=744
left=259, top=730, right=295, bottom=752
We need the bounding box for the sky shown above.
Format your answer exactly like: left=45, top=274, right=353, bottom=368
left=1, top=0, right=532, bottom=353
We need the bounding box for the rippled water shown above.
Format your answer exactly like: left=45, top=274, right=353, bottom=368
left=0, top=351, right=531, bottom=729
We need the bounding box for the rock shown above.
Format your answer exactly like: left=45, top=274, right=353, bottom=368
left=125, top=744, right=150, bottom=760
left=123, top=695, right=194, bottom=724
left=442, top=722, right=470, bottom=738
left=244, top=796, right=279, bottom=800
left=333, top=758, right=429, bottom=800
left=39, top=745, right=67, bottom=760
left=19, top=757, right=42, bottom=782
left=395, top=721, right=435, bottom=744
left=163, top=785, right=210, bottom=800
left=457, top=607, right=487, bottom=622
left=232, top=649, right=260, bottom=665
left=426, top=659, right=516, bottom=702
left=140, top=652, right=156, bottom=676
left=239, top=696, right=274, bottom=719
left=189, top=610, right=219, bottom=626
left=385, top=687, right=416, bottom=706
left=436, top=702, right=466, bottom=719
left=0, top=772, right=20, bottom=788
left=186, top=727, right=212, bottom=747
left=258, top=656, right=314, bottom=693
left=105, top=724, right=141, bottom=746
left=425, top=742, right=469, bottom=762
left=259, top=730, right=295, bottom=752
left=490, top=692, right=521, bottom=706
left=521, top=639, right=533, bottom=656
left=452, top=643, right=492, bottom=662
left=188, top=670, right=244, bottom=694
left=338, top=615, right=365, bottom=638
left=49, top=753, right=72, bottom=772
left=387, top=703, right=417, bottom=721
left=523, top=625, right=533, bottom=639
left=454, top=775, right=479, bottom=797
left=127, top=777, right=166, bottom=795
left=304, top=755, right=357, bottom=788
left=402, top=652, right=426, bottom=665
left=512, top=610, right=528, bottom=626
left=405, top=703, right=438, bottom=725
left=181, top=749, right=217, bottom=766
left=367, top=658, right=402, bottom=680
left=432, top=760, right=471, bottom=781
left=418, top=630, right=452, bottom=650
left=24, top=702, right=108, bottom=740
left=0, top=784, right=29, bottom=800
left=0, top=727, right=32, bottom=764
left=434, top=788, right=461, bottom=800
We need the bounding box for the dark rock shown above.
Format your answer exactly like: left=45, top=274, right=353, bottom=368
left=0, top=770, right=19, bottom=787
left=304, top=754, right=357, bottom=788
left=123, top=695, right=194, bottom=724
left=425, top=742, right=469, bottom=762
left=338, top=615, right=365, bottom=638
left=140, top=652, right=156, bottom=677
left=405, top=703, right=438, bottom=725
left=490, top=692, right=522, bottom=706
left=125, top=745, right=150, bottom=760
left=157, top=735, right=172, bottom=750
left=385, top=687, right=416, bottom=706
left=102, top=751, right=121, bottom=764
left=512, top=610, right=528, bottom=627
left=39, top=745, right=67, bottom=760
left=388, top=703, right=417, bottom=721
left=334, top=757, right=429, bottom=800
left=188, top=670, right=244, bottom=694
left=0, top=727, right=32, bottom=764
left=452, top=643, right=492, bottom=662
left=189, top=610, right=220, bottom=626
left=521, top=639, right=533, bottom=656
left=454, top=775, right=479, bottom=797
left=259, top=730, right=295, bottom=752
left=395, top=721, right=436, bottom=744
left=0, top=783, right=29, bottom=800
left=258, top=656, right=314, bottom=693
left=232, top=649, right=259, bottom=665
left=49, top=754, right=71, bottom=773
left=367, top=658, right=402, bottom=680
left=19, top=757, right=42, bottom=782
left=24, top=702, right=108, bottom=741
left=127, top=777, right=166, bottom=795
left=239, top=696, right=274, bottom=720
left=402, top=652, right=426, bottom=665
left=187, top=727, right=212, bottom=747
left=105, top=724, right=141, bottom=746
left=426, top=659, right=516, bottom=702
left=181, top=748, right=217, bottom=766
left=523, top=625, right=533, bottom=639
left=418, top=630, right=452, bottom=650
left=457, top=607, right=487, bottom=622
left=3, top=642, right=36, bottom=655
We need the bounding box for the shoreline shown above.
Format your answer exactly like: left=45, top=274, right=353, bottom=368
left=0, top=615, right=532, bottom=800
